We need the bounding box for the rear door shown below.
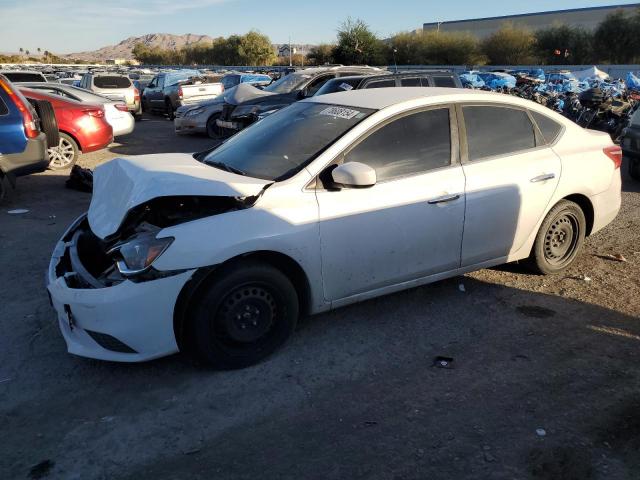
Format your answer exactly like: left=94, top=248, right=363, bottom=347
left=458, top=104, right=561, bottom=266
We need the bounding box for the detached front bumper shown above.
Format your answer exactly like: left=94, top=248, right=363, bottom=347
left=46, top=215, right=195, bottom=362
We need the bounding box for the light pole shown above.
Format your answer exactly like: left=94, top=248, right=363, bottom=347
left=289, top=36, right=292, bottom=67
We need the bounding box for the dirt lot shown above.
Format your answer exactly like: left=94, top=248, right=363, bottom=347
left=1, top=115, right=639, bottom=480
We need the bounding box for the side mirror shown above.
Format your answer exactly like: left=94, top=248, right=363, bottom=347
left=331, top=162, right=376, bottom=189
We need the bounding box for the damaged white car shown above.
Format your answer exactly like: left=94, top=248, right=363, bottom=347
left=47, top=88, right=622, bottom=368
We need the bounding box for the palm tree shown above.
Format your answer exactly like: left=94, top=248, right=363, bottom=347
left=19, top=47, right=23, bottom=56
left=25, top=50, right=30, bottom=56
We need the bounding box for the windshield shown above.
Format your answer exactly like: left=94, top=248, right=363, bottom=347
left=203, top=102, right=374, bottom=181
left=264, top=73, right=313, bottom=94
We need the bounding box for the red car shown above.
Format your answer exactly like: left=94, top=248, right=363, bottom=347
left=20, top=88, right=113, bottom=169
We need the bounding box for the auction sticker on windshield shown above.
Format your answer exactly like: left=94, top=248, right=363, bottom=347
left=319, top=106, right=362, bottom=120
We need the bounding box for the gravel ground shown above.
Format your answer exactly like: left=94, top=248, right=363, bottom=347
left=0, top=115, right=639, bottom=480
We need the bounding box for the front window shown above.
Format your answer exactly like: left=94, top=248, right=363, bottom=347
left=315, top=78, right=362, bottom=96
left=264, top=73, right=313, bottom=94
left=203, top=102, right=374, bottom=181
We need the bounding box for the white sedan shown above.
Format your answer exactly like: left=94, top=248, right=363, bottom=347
left=47, top=88, right=622, bottom=368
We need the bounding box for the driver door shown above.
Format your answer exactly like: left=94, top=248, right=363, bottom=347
left=315, top=106, right=466, bottom=302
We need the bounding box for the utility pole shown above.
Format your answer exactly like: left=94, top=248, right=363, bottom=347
left=289, top=36, right=292, bottom=67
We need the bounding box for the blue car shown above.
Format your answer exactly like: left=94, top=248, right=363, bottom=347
left=0, top=74, right=49, bottom=200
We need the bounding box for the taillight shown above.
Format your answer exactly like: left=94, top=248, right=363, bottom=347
left=178, top=86, right=183, bottom=99
left=115, top=103, right=128, bottom=112
left=0, top=79, right=39, bottom=138
left=86, top=108, right=105, bottom=118
left=603, top=145, right=622, bottom=169
left=133, top=87, right=140, bottom=102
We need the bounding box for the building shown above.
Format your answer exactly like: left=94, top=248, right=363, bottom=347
left=423, top=3, right=640, bottom=38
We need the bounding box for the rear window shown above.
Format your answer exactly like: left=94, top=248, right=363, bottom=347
left=2, top=72, right=46, bottom=83
left=433, top=76, right=457, bottom=88
left=400, top=77, right=422, bottom=87
left=0, top=97, right=7, bottom=115
left=93, top=76, right=132, bottom=89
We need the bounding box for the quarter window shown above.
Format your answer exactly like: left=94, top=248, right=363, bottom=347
left=345, top=108, right=452, bottom=182
left=530, top=111, right=562, bottom=144
left=463, top=106, right=536, bottom=161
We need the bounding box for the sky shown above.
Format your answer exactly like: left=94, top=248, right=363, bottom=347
left=0, top=0, right=639, bottom=54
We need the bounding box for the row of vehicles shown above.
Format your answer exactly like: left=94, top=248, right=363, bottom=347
left=0, top=71, right=139, bottom=199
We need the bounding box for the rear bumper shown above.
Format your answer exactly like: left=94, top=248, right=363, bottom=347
left=46, top=215, right=195, bottom=362
left=0, top=133, right=48, bottom=177
left=111, top=114, right=135, bottom=137
left=79, top=126, right=114, bottom=153
left=590, top=171, right=622, bottom=235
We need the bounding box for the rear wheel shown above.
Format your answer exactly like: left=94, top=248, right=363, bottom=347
left=47, top=133, right=79, bottom=170
left=188, top=260, right=299, bottom=369
left=629, top=156, right=640, bottom=181
left=165, top=99, right=175, bottom=120
left=527, top=200, right=586, bottom=275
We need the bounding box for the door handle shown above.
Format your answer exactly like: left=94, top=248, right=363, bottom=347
left=428, top=193, right=461, bottom=205
left=530, top=173, right=556, bottom=183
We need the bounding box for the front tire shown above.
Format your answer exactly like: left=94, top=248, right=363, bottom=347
left=527, top=200, right=586, bottom=275
left=47, top=133, right=79, bottom=170
left=165, top=99, right=175, bottom=120
left=188, top=260, right=299, bottom=369
left=206, top=113, right=224, bottom=139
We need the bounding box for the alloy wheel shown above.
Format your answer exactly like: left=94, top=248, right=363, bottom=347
left=47, top=137, right=75, bottom=169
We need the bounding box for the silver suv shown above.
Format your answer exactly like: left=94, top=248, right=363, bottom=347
left=79, top=73, right=142, bottom=119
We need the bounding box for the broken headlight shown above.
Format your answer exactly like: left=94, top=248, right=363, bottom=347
left=110, top=233, right=174, bottom=276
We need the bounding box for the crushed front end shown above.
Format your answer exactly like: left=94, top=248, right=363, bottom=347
left=47, top=214, right=195, bottom=362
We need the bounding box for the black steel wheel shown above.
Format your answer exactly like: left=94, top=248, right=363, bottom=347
left=206, top=113, right=224, bottom=139
left=188, top=260, right=298, bottom=369
left=528, top=200, right=586, bottom=275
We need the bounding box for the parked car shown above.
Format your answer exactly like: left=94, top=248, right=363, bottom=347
left=79, top=73, right=142, bottom=119
left=621, top=107, right=640, bottom=180
left=47, top=88, right=621, bottom=367
left=174, top=66, right=384, bottom=138
left=313, top=70, right=463, bottom=96
left=19, top=82, right=135, bottom=137
left=0, top=75, right=50, bottom=200
left=0, top=70, right=48, bottom=83
left=20, top=89, right=113, bottom=169
left=142, top=71, right=224, bottom=119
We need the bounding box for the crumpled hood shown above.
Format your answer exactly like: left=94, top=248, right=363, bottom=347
left=224, top=83, right=276, bottom=105
left=88, top=153, right=271, bottom=239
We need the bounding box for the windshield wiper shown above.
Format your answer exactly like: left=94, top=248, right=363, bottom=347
left=207, top=161, right=246, bottom=176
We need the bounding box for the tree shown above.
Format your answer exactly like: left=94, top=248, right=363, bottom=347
left=307, top=44, right=335, bottom=65
left=239, top=30, right=275, bottom=65
left=535, top=24, right=594, bottom=65
left=25, top=50, right=30, bottom=56
left=334, top=17, right=387, bottom=65
left=482, top=23, right=535, bottom=65
left=593, top=10, right=639, bottom=63
left=390, top=30, right=481, bottom=65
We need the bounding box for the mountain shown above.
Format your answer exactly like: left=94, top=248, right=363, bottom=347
left=65, top=33, right=215, bottom=62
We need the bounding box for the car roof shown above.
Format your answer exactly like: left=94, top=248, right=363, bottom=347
left=303, top=87, right=528, bottom=110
